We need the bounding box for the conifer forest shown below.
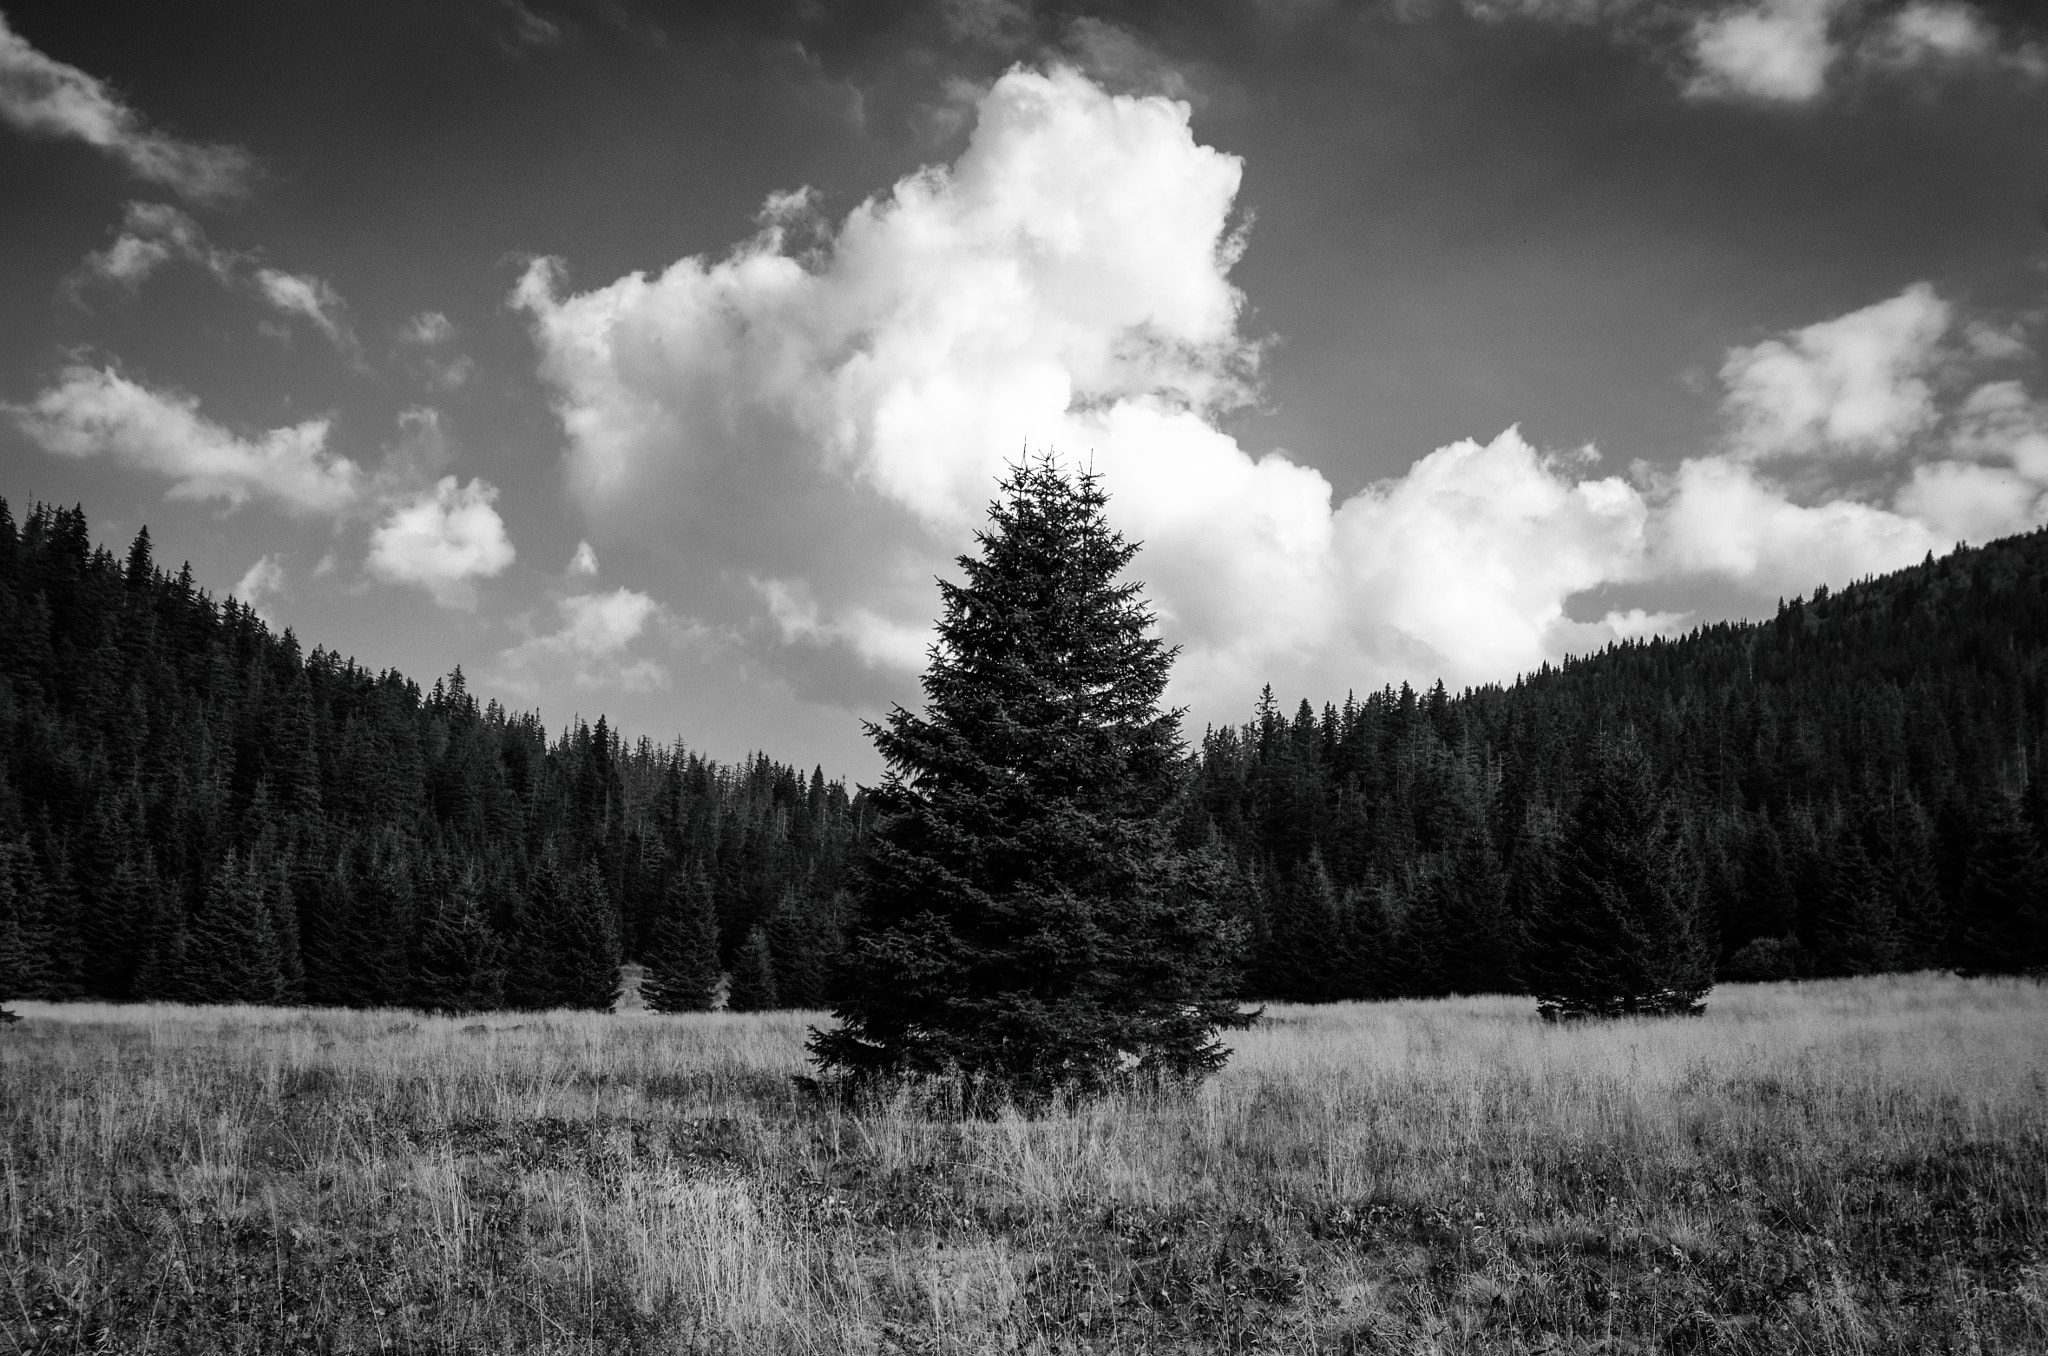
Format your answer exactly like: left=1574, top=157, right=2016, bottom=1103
left=0, top=499, right=871, bottom=1015
left=0, top=494, right=2044, bottom=1016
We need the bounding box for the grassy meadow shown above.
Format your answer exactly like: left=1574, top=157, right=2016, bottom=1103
left=3, top=974, right=2045, bottom=1354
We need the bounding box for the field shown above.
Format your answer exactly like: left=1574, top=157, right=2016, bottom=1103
left=3, top=976, right=2045, bottom=1354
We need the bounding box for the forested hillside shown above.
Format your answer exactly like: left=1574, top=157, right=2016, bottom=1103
left=1191, top=532, right=2048, bottom=999
left=0, top=499, right=870, bottom=1011
left=2, top=495, right=2044, bottom=1013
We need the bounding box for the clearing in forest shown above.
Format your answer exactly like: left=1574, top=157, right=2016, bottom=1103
left=2, top=973, right=2045, bottom=1353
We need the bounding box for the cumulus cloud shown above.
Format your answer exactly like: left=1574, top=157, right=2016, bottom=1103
left=1657, top=285, right=2048, bottom=578
left=1463, top=0, right=2042, bottom=104
left=517, top=67, right=2048, bottom=726
left=0, top=12, right=253, bottom=202
left=1322, top=431, right=1649, bottom=681
left=74, top=202, right=355, bottom=350
left=1650, top=455, right=1942, bottom=585
left=1718, top=283, right=1951, bottom=459
left=569, top=540, right=600, bottom=576
left=233, top=554, right=289, bottom=622
left=517, top=65, right=1282, bottom=708
left=494, top=588, right=672, bottom=695
left=365, top=476, right=516, bottom=609
left=1881, top=2, right=1995, bottom=62
left=1949, top=381, right=2048, bottom=478
left=5, top=365, right=360, bottom=514
left=1894, top=380, right=2048, bottom=539
left=1687, top=0, right=1843, bottom=102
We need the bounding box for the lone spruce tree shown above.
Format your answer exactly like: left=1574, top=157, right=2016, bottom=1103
left=810, top=460, right=1249, bottom=1099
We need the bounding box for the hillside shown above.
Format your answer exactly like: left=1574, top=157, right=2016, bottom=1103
left=1, top=497, right=2043, bottom=1012
left=1193, top=530, right=2048, bottom=999
left=0, top=499, right=869, bottom=1010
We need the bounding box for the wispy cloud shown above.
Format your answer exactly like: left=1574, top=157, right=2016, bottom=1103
left=494, top=588, right=672, bottom=694
left=253, top=269, right=350, bottom=347
left=74, top=202, right=355, bottom=353
left=5, top=364, right=360, bottom=515
left=10, top=361, right=517, bottom=610
left=0, top=12, right=254, bottom=202
left=499, top=0, right=563, bottom=50
left=395, top=310, right=474, bottom=391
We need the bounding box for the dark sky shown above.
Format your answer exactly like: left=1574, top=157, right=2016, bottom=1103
left=4, top=0, right=2045, bottom=776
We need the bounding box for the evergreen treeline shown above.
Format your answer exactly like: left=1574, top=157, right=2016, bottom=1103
left=3, top=494, right=2044, bottom=1016
left=1188, top=534, right=2048, bottom=999
left=0, top=499, right=872, bottom=1012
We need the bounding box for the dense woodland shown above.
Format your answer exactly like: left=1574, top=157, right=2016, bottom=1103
left=0, top=495, right=2043, bottom=1013
left=1192, top=534, right=2048, bottom=999
left=0, top=499, right=871, bottom=1013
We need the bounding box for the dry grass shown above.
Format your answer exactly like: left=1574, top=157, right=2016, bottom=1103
left=3, top=974, right=2045, bottom=1353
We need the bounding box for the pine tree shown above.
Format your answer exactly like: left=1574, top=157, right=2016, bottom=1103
left=297, top=851, right=356, bottom=1007
left=503, top=866, right=553, bottom=1010
left=1884, top=796, right=1949, bottom=969
left=561, top=860, right=623, bottom=1009
left=1524, top=729, right=1715, bottom=1018
left=1811, top=821, right=1898, bottom=976
left=727, top=924, right=779, bottom=1012
left=1503, top=803, right=1563, bottom=991
left=1952, top=790, right=2048, bottom=976
left=181, top=850, right=286, bottom=1005
left=1393, top=869, right=1453, bottom=998
left=1336, top=879, right=1395, bottom=1000
left=33, top=839, right=84, bottom=999
left=1434, top=821, right=1515, bottom=996
left=0, top=838, right=49, bottom=1006
left=412, top=873, right=505, bottom=1014
left=1262, top=851, right=1343, bottom=1001
left=811, top=461, right=1250, bottom=1099
left=507, top=856, right=620, bottom=1010
left=267, top=854, right=306, bottom=1004
left=641, top=863, right=721, bottom=1013
left=1730, top=813, right=1800, bottom=962
left=131, top=880, right=191, bottom=1003
left=341, top=846, right=415, bottom=1006
left=767, top=892, right=831, bottom=1009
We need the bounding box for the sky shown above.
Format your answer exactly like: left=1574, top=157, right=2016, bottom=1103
left=3, top=0, right=2046, bottom=780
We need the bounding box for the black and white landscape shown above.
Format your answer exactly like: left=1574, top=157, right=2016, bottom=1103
left=2, top=3, right=2046, bottom=1353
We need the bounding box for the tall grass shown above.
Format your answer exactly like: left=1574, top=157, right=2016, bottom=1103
left=3, top=974, right=2044, bottom=1352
